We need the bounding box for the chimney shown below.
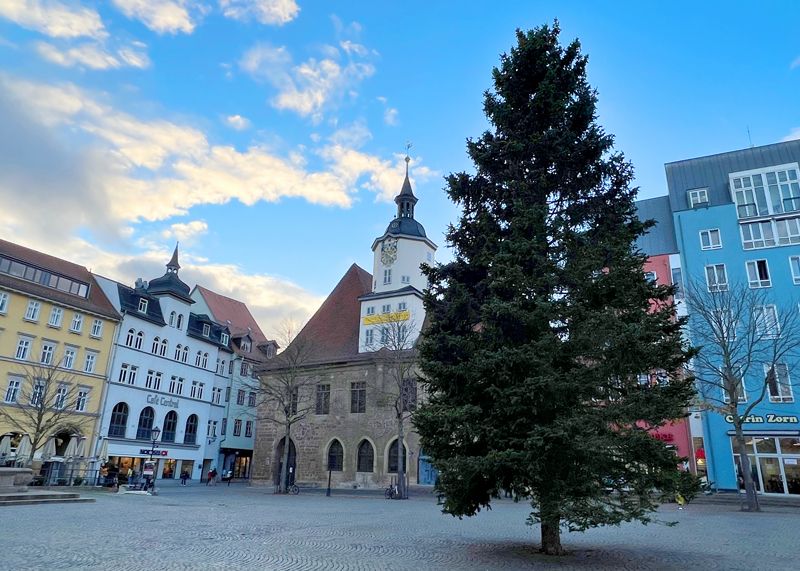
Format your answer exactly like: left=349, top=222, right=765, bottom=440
left=135, top=278, right=148, bottom=290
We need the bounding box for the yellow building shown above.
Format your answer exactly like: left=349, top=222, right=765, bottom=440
left=0, top=239, right=119, bottom=480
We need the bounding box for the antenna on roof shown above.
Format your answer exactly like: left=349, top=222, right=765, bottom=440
left=747, top=126, right=754, bottom=148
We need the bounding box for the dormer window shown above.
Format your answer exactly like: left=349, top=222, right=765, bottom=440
left=221, top=332, right=229, bottom=345
left=241, top=339, right=251, bottom=352
left=202, top=324, right=211, bottom=337
left=687, top=188, right=709, bottom=209
left=138, top=298, right=148, bottom=313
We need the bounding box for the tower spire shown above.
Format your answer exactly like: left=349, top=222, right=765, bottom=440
left=167, top=242, right=180, bottom=274
left=396, top=143, right=417, bottom=219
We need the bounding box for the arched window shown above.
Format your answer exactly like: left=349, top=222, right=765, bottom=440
left=201, top=353, right=208, bottom=369
left=125, top=328, right=135, bottom=347
left=327, top=439, right=344, bottom=471
left=108, top=402, right=128, bottom=437
left=195, top=351, right=202, bottom=366
left=174, top=344, right=182, bottom=360
left=182, top=346, right=189, bottom=363
left=152, top=336, right=160, bottom=354
left=160, top=339, right=168, bottom=357
left=220, top=360, right=226, bottom=374
left=184, top=414, right=198, bottom=444
left=134, top=331, right=144, bottom=350
left=176, top=314, right=183, bottom=329
left=169, top=311, right=176, bottom=327
left=162, top=411, right=178, bottom=442
left=388, top=439, right=407, bottom=473
left=357, top=440, right=374, bottom=473
left=136, top=407, right=155, bottom=440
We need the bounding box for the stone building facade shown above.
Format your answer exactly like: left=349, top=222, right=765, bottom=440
left=252, top=164, right=438, bottom=489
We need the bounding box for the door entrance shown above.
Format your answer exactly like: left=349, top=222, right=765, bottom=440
left=418, top=451, right=438, bottom=485
left=273, top=437, right=297, bottom=488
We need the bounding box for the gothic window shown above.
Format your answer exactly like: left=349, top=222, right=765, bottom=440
left=357, top=440, right=374, bottom=473
left=388, top=439, right=407, bottom=473
left=134, top=331, right=144, bottom=350
left=160, top=339, right=168, bottom=357
left=327, top=439, right=343, bottom=471
left=125, top=328, right=135, bottom=347
left=152, top=336, right=160, bottom=354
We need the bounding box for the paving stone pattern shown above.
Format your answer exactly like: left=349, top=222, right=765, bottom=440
left=0, top=483, right=795, bottom=570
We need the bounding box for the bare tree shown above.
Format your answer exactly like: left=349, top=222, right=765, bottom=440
left=366, top=313, right=419, bottom=499
left=252, top=319, right=319, bottom=493
left=686, top=281, right=800, bottom=511
left=0, top=363, right=91, bottom=466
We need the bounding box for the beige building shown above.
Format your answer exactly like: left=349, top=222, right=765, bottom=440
left=252, top=166, right=439, bottom=489
left=0, top=239, right=120, bottom=475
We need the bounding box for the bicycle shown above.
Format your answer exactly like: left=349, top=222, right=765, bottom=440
left=384, top=485, right=397, bottom=499
left=288, top=483, right=299, bottom=495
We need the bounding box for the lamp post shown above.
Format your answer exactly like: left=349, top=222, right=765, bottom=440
left=146, top=426, right=161, bottom=493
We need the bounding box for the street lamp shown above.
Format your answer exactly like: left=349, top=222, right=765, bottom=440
left=146, top=426, right=161, bottom=492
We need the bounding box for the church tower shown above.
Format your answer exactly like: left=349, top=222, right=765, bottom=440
left=358, top=155, right=437, bottom=352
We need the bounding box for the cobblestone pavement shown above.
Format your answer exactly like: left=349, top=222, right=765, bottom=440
left=1, top=483, right=795, bottom=570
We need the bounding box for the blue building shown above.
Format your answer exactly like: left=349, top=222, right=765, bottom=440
left=663, top=140, right=800, bottom=495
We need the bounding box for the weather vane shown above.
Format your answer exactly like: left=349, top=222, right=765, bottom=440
left=405, top=141, right=412, bottom=174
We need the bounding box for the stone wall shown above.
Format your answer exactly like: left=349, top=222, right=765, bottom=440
left=252, top=357, right=422, bottom=489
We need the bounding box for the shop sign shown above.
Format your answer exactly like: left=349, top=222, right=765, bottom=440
left=140, top=449, right=169, bottom=456
left=724, top=414, right=799, bottom=424
left=146, top=394, right=180, bottom=409
left=652, top=433, right=675, bottom=442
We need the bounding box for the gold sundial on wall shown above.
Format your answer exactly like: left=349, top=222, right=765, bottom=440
left=381, top=237, right=398, bottom=265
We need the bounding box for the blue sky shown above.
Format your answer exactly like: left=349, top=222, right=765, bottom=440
left=1, top=1, right=798, bottom=335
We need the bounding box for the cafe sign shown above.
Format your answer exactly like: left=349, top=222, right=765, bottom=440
left=146, top=394, right=179, bottom=409
left=724, top=414, right=799, bottom=424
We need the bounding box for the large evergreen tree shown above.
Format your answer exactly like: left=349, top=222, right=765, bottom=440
left=416, top=24, right=695, bottom=555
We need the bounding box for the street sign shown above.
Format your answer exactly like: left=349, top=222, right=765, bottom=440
left=143, top=461, right=156, bottom=477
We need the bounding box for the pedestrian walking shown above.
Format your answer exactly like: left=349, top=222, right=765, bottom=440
left=206, top=469, right=213, bottom=486
left=226, top=470, right=233, bottom=486
left=180, top=470, right=189, bottom=486
left=210, top=468, right=218, bottom=486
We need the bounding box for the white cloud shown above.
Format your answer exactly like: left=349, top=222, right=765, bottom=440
left=783, top=128, right=800, bottom=142
left=240, top=43, right=375, bottom=122
left=339, top=40, right=368, bottom=57
left=0, top=0, right=106, bottom=39
left=35, top=41, right=150, bottom=70
left=111, top=0, right=200, bottom=35
left=224, top=114, right=251, bottom=130
left=161, top=220, right=208, bottom=242
left=383, top=107, right=398, bottom=126
left=329, top=121, right=371, bottom=148
left=219, top=0, right=299, bottom=25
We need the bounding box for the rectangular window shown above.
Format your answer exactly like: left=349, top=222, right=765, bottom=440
left=382, top=304, right=391, bottom=313
left=366, top=306, right=375, bottom=315
left=705, top=264, right=728, bottom=292
left=221, top=418, right=227, bottom=435
left=316, top=383, right=330, bottom=415
left=62, top=347, right=76, bottom=369
left=671, top=267, right=684, bottom=300
left=401, top=378, right=418, bottom=412
left=70, top=313, right=83, bottom=333
left=746, top=260, right=771, bottom=288
left=212, top=387, right=222, bottom=404
left=4, top=378, right=20, bottom=403
left=145, top=370, right=156, bottom=389
left=700, top=229, right=722, bottom=250
left=245, top=421, right=253, bottom=438
left=289, top=389, right=298, bottom=415
left=248, top=391, right=256, bottom=407
left=177, top=377, right=184, bottom=394
left=75, top=389, right=89, bottom=412
left=54, top=385, right=68, bottom=409
left=84, top=351, right=97, bottom=373
left=30, top=380, right=45, bottom=406
left=225, top=386, right=231, bottom=402
left=398, top=302, right=407, bottom=311
left=723, top=369, right=747, bottom=403
left=687, top=188, right=709, bottom=208
left=776, top=217, right=800, bottom=246
left=90, top=319, right=103, bottom=338
left=240, top=362, right=249, bottom=376
left=755, top=305, right=780, bottom=338
left=24, top=300, right=41, bottom=321
left=644, top=271, right=657, bottom=283
left=137, top=298, right=148, bottom=313
left=40, top=342, right=55, bottom=365
left=118, top=363, right=129, bottom=384
left=237, top=389, right=245, bottom=405
left=740, top=220, right=776, bottom=250
left=202, top=324, right=211, bottom=337
left=197, top=382, right=204, bottom=400
left=15, top=337, right=31, bottom=360
left=221, top=332, right=229, bottom=345
left=383, top=268, right=392, bottom=285
left=129, top=366, right=138, bottom=385
left=233, top=419, right=242, bottom=436
left=191, top=381, right=199, bottom=398
left=0, top=291, right=8, bottom=314
left=731, top=165, right=800, bottom=218
left=365, top=329, right=374, bottom=345
left=766, top=364, right=793, bottom=403
left=350, top=381, right=366, bottom=413
left=48, top=307, right=63, bottom=327
left=169, top=376, right=178, bottom=394
left=401, top=275, right=410, bottom=284
left=381, top=327, right=389, bottom=344
left=791, top=256, right=800, bottom=285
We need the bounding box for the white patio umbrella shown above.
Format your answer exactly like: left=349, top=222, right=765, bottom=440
left=0, top=435, right=11, bottom=457
left=42, top=437, right=57, bottom=459
left=97, top=438, right=108, bottom=462
left=16, top=435, right=32, bottom=464
left=63, top=436, right=79, bottom=459
left=75, top=436, right=86, bottom=458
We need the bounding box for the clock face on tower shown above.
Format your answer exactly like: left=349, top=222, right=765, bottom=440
left=380, top=237, right=398, bottom=266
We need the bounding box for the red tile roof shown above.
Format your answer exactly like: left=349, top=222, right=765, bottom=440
left=0, top=238, right=119, bottom=320
left=287, top=263, right=372, bottom=364
left=194, top=284, right=268, bottom=344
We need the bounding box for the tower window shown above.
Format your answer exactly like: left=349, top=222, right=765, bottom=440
left=383, top=269, right=392, bottom=285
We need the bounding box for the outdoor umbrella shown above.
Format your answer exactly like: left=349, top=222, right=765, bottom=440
left=63, top=436, right=78, bottom=459
left=42, top=437, right=57, bottom=459
left=97, top=438, right=108, bottom=462
left=75, top=436, right=86, bottom=458
left=0, top=435, right=11, bottom=457
left=16, top=435, right=32, bottom=464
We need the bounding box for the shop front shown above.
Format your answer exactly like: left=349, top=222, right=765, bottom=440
left=220, top=449, right=252, bottom=479
left=106, top=439, right=203, bottom=482
left=731, top=434, right=800, bottom=495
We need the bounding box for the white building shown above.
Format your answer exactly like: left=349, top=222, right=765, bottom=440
left=95, top=247, right=233, bottom=482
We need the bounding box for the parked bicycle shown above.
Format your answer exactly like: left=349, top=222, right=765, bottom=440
left=384, top=484, right=398, bottom=499
left=288, top=483, right=299, bottom=495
